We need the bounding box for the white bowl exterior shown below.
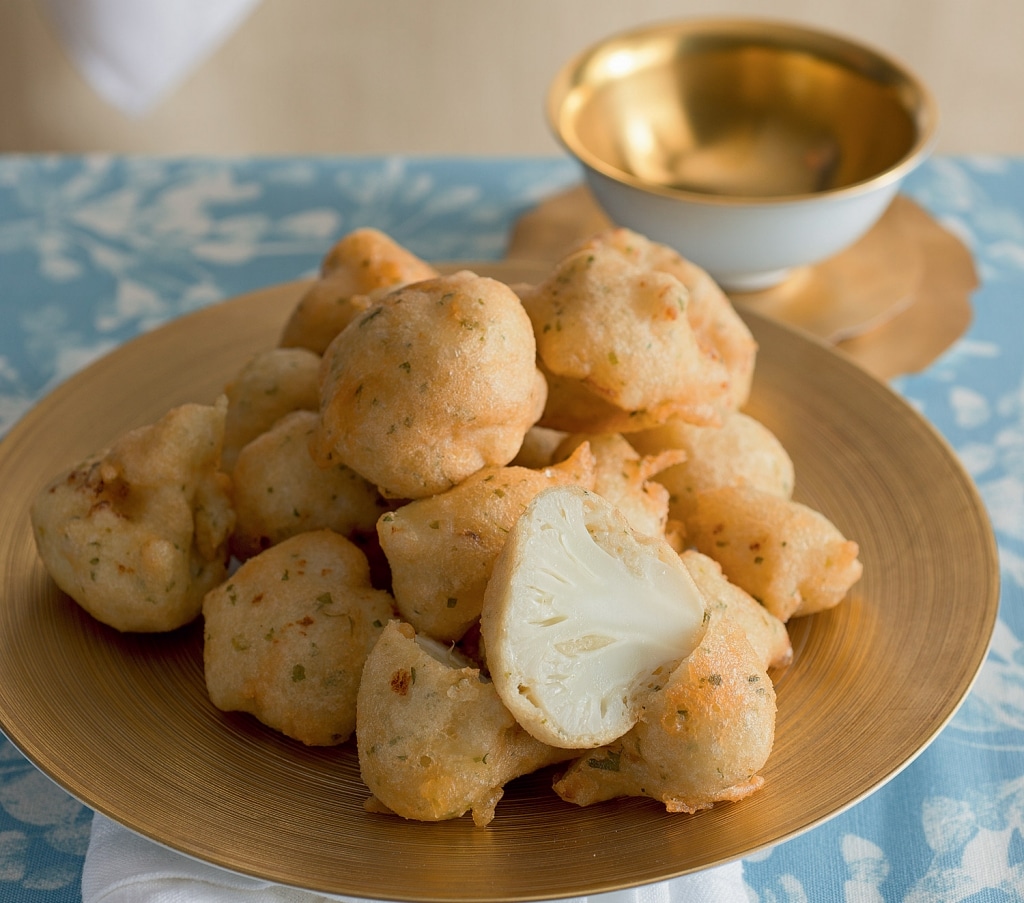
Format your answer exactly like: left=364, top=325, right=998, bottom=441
left=584, top=167, right=904, bottom=291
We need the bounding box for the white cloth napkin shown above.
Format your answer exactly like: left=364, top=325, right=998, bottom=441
left=82, top=812, right=749, bottom=903
left=40, top=0, right=262, bottom=115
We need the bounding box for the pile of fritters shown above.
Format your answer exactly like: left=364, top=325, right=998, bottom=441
left=30, top=225, right=862, bottom=826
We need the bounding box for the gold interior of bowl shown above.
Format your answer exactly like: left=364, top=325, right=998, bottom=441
left=548, top=19, right=938, bottom=202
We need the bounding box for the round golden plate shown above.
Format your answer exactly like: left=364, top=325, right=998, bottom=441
left=0, top=271, right=999, bottom=902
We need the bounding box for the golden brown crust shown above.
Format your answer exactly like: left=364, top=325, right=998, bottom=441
left=230, top=410, right=389, bottom=561
left=685, top=483, right=863, bottom=622
left=312, top=271, right=547, bottom=499
left=553, top=617, right=775, bottom=812
left=203, top=529, right=395, bottom=746
left=629, top=410, right=795, bottom=523
left=356, top=621, right=574, bottom=825
left=30, top=400, right=234, bottom=633
left=279, top=227, right=438, bottom=354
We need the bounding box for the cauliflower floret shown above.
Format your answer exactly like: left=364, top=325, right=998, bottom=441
left=480, top=485, right=708, bottom=749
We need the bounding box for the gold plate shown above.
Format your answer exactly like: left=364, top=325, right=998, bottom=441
left=0, top=271, right=998, bottom=902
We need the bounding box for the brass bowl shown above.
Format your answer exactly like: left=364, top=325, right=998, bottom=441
left=548, top=19, right=938, bottom=290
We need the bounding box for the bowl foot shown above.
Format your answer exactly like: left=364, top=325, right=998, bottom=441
left=716, top=268, right=793, bottom=293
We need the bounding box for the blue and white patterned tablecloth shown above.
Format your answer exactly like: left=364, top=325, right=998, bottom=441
left=1, top=154, right=1023, bottom=903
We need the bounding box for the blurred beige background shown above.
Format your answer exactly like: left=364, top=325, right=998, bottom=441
left=1, top=0, right=1020, bottom=156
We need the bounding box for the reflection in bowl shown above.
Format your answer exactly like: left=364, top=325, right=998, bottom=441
left=547, top=19, right=938, bottom=290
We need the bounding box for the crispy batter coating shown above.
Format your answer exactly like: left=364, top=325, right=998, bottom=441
left=312, top=270, right=547, bottom=499
left=686, top=484, right=863, bottom=622
left=680, top=549, right=792, bottom=671
left=30, top=400, right=234, bottom=632
left=579, top=228, right=757, bottom=412
left=553, top=616, right=775, bottom=814
left=221, top=347, right=321, bottom=472
left=203, top=530, right=395, bottom=746
left=630, top=411, right=795, bottom=523
left=519, top=238, right=733, bottom=432
left=356, top=621, right=575, bottom=826
left=278, top=281, right=373, bottom=356
left=554, top=432, right=683, bottom=539
left=377, top=444, right=595, bottom=643
left=230, top=410, right=390, bottom=561
left=279, top=228, right=439, bottom=354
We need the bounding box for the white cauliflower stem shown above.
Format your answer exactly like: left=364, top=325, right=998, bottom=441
left=480, top=486, right=708, bottom=748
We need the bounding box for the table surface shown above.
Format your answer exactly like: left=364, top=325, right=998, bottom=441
left=0, top=154, right=1022, bottom=903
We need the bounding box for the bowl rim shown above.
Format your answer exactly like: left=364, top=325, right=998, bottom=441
left=546, top=16, right=940, bottom=207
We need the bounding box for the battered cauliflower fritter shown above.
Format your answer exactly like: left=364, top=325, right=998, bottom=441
left=230, top=409, right=390, bottom=561
left=221, top=347, right=321, bottom=473
left=520, top=239, right=734, bottom=433
left=579, top=228, right=758, bottom=413
left=629, top=410, right=795, bottom=523
left=686, top=483, right=863, bottom=622
left=203, top=529, right=395, bottom=746
left=30, top=399, right=234, bottom=633
left=279, top=227, right=439, bottom=354
left=356, top=621, right=576, bottom=826
left=553, top=616, right=776, bottom=814
left=312, top=270, right=547, bottom=500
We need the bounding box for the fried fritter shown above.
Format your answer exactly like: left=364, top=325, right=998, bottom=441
left=230, top=410, right=389, bottom=561
left=279, top=227, right=439, bottom=354
left=553, top=616, right=775, bottom=813
left=630, top=410, right=795, bottom=523
left=356, top=621, right=576, bottom=826
left=686, top=483, right=863, bottom=622
left=378, top=443, right=595, bottom=643
left=30, top=399, right=234, bottom=632
left=519, top=236, right=736, bottom=433
left=312, top=270, right=547, bottom=499
left=203, top=529, right=395, bottom=746
left=521, top=246, right=730, bottom=431
left=221, top=347, right=321, bottom=472
left=580, top=228, right=757, bottom=412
